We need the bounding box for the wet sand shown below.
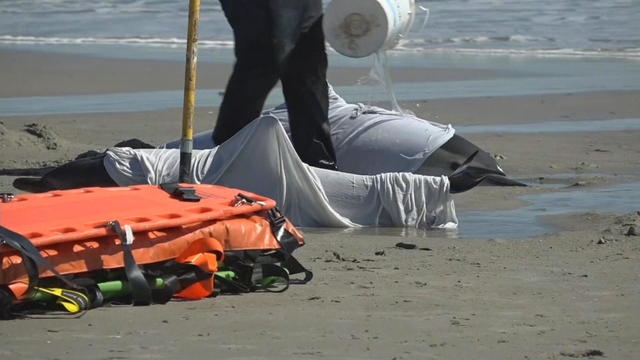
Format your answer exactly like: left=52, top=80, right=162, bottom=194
left=1, top=49, right=639, bottom=359
left=0, top=49, right=513, bottom=97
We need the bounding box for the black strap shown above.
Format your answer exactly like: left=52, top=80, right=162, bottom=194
left=214, top=274, right=251, bottom=293
left=250, top=251, right=312, bottom=282
left=265, top=209, right=313, bottom=283
left=281, top=256, right=313, bottom=283
left=160, top=183, right=201, bottom=202
left=252, top=263, right=290, bottom=293
left=107, top=221, right=152, bottom=306
left=175, top=267, right=213, bottom=290
left=267, top=208, right=299, bottom=254
left=71, top=277, right=104, bottom=309
left=216, top=253, right=260, bottom=293
left=221, top=256, right=254, bottom=290
left=0, top=287, right=14, bottom=319
left=152, top=275, right=180, bottom=304
left=214, top=261, right=290, bottom=293
left=0, top=225, right=79, bottom=294
left=145, top=260, right=215, bottom=301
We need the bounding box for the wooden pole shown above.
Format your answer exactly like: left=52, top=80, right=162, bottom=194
left=179, top=0, right=200, bottom=183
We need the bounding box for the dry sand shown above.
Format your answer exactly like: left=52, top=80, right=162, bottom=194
left=1, top=49, right=639, bottom=359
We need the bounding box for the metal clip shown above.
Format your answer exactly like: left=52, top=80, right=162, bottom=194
left=0, top=193, right=15, bottom=203
left=106, top=220, right=134, bottom=245
left=233, top=193, right=266, bottom=207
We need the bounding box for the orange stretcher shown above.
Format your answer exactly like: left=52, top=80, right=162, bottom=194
left=0, top=184, right=309, bottom=316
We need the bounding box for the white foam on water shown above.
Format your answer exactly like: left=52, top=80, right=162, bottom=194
left=0, top=35, right=234, bottom=49
left=2, top=0, right=639, bottom=60
left=409, top=46, right=640, bottom=60
left=3, top=34, right=637, bottom=60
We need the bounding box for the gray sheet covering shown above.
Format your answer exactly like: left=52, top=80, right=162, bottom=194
left=163, top=86, right=455, bottom=175
left=105, top=116, right=457, bottom=229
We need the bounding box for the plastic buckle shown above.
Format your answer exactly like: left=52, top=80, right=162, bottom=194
left=106, top=220, right=133, bottom=244
left=267, top=208, right=286, bottom=228
left=159, top=183, right=201, bottom=202
left=173, top=187, right=201, bottom=202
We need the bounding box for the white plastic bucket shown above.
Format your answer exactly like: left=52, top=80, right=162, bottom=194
left=323, top=0, right=416, bottom=58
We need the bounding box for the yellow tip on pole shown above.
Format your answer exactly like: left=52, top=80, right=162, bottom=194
left=180, top=0, right=201, bottom=183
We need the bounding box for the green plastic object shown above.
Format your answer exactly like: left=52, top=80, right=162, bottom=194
left=97, top=278, right=164, bottom=300
left=30, top=290, right=53, bottom=302
left=29, top=278, right=166, bottom=302
left=215, top=271, right=236, bottom=280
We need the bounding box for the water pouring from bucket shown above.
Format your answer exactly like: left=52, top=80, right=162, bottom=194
left=323, top=0, right=419, bottom=58
left=323, top=0, right=429, bottom=113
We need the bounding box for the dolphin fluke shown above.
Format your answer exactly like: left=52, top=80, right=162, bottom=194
left=449, top=151, right=486, bottom=193
left=419, top=134, right=526, bottom=190
left=479, top=174, right=527, bottom=187
left=13, top=154, right=117, bottom=193
left=0, top=167, right=56, bottom=177
left=12, top=177, right=51, bottom=193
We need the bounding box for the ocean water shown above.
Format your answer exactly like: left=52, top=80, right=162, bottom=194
left=1, top=0, right=639, bottom=116
left=0, top=0, right=638, bottom=59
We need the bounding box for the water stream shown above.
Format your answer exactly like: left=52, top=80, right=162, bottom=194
left=305, top=182, right=640, bottom=240
left=457, top=182, right=640, bottom=238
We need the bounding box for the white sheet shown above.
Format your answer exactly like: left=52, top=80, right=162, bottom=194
left=105, top=116, right=457, bottom=229
left=162, top=86, right=455, bottom=175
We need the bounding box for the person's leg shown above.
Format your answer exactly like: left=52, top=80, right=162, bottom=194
left=281, top=15, right=337, bottom=170
left=213, top=0, right=280, bottom=145
left=268, top=0, right=323, bottom=68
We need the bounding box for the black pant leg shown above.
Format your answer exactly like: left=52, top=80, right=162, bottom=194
left=281, top=16, right=337, bottom=170
left=213, top=0, right=279, bottom=145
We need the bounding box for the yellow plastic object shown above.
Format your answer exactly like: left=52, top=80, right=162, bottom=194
left=33, top=287, right=89, bottom=313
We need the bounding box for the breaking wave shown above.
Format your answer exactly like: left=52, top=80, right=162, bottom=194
left=0, top=35, right=234, bottom=48
left=423, top=35, right=556, bottom=45
left=394, top=38, right=640, bottom=59
left=2, top=35, right=639, bottom=60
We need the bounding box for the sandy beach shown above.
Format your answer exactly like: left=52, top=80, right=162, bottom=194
left=1, top=48, right=639, bottom=359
